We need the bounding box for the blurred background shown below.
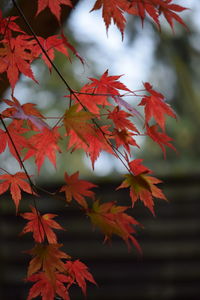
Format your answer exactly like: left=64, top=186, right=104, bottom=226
left=0, top=0, right=200, bottom=299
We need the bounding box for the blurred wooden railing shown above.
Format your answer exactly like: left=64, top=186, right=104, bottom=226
left=0, top=175, right=200, bottom=300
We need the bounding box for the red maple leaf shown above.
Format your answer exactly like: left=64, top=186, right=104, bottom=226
left=89, top=70, right=131, bottom=100
left=139, top=82, right=176, bottom=131
left=21, top=206, right=64, bottom=243
left=128, top=0, right=159, bottom=26
left=146, top=124, right=176, bottom=158
left=0, top=120, right=31, bottom=163
left=117, top=160, right=166, bottom=215
left=60, top=171, right=97, bottom=209
left=36, top=0, right=72, bottom=21
left=87, top=200, right=141, bottom=252
left=108, top=106, right=139, bottom=132
left=0, top=11, right=24, bottom=36
left=0, top=35, right=37, bottom=90
left=33, top=34, right=83, bottom=70
left=0, top=172, right=34, bottom=212
left=65, top=260, right=96, bottom=295
left=158, top=0, right=188, bottom=31
left=90, top=0, right=127, bottom=37
left=67, top=126, right=115, bottom=169
left=23, top=127, right=62, bottom=173
left=113, top=128, right=139, bottom=154
left=27, top=272, right=71, bottom=300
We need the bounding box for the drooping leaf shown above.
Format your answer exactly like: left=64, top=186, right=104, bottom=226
left=139, top=82, right=176, bottom=131
left=60, top=171, right=97, bottom=209
left=0, top=172, right=34, bottom=212
left=146, top=124, right=176, bottom=158
left=158, top=0, right=188, bottom=31
left=21, top=206, right=64, bottom=243
left=90, top=0, right=187, bottom=35
left=90, top=0, right=127, bottom=37
left=87, top=200, right=141, bottom=252
left=23, top=127, right=62, bottom=173
left=65, top=260, right=96, bottom=295
left=27, top=243, right=70, bottom=283
left=27, top=272, right=71, bottom=300
left=36, top=0, right=72, bottom=21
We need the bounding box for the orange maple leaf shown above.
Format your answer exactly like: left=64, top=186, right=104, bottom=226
left=87, top=200, right=141, bottom=252
left=60, top=171, right=97, bottom=209
left=27, top=243, right=70, bottom=283
left=117, top=159, right=166, bottom=215
left=23, top=127, right=61, bottom=173
left=65, top=260, right=96, bottom=295
left=0, top=172, right=34, bottom=212
left=64, top=104, right=95, bottom=144
left=27, top=272, right=71, bottom=300
left=36, top=0, right=72, bottom=21
left=21, top=206, right=64, bottom=243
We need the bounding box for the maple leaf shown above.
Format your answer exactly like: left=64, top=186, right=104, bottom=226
left=113, top=128, right=139, bottom=154
left=0, top=172, right=34, bottom=213
left=23, top=127, right=62, bottom=173
left=0, top=35, right=37, bottom=90
left=158, top=0, right=188, bottom=31
left=36, top=0, right=72, bottom=21
left=89, top=70, right=131, bottom=100
left=117, top=159, right=166, bottom=215
left=67, top=126, right=115, bottom=169
left=2, top=97, right=48, bottom=130
left=0, top=120, right=31, bottom=163
left=64, top=104, right=95, bottom=144
left=146, top=124, right=176, bottom=158
left=87, top=200, right=141, bottom=252
left=90, top=0, right=127, bottom=37
left=60, top=171, right=97, bottom=209
left=21, top=206, right=64, bottom=243
left=0, top=11, right=24, bottom=36
left=108, top=106, right=139, bottom=132
left=72, top=84, right=110, bottom=115
left=139, top=82, right=176, bottom=131
left=27, top=243, right=70, bottom=283
left=27, top=272, right=71, bottom=300
left=65, top=260, right=96, bottom=295
left=33, top=34, right=83, bottom=70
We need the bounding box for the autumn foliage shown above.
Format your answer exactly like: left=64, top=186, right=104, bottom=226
left=0, top=0, right=188, bottom=299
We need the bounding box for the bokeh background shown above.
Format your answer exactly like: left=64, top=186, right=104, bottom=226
left=0, top=0, right=200, bottom=299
